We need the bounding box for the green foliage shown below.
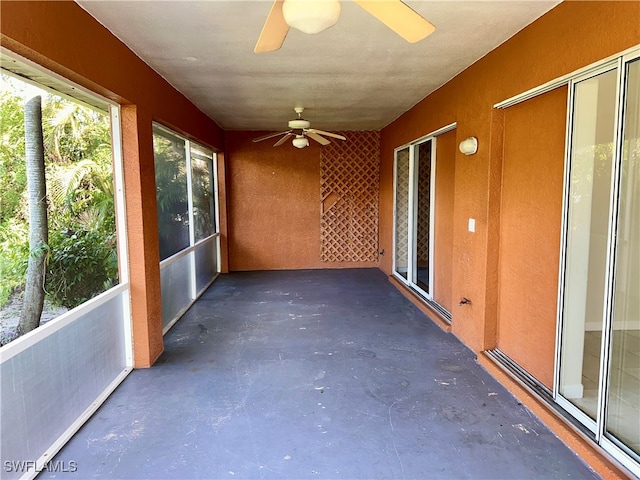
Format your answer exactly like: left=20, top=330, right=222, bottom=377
left=44, top=98, right=112, bottom=167
left=45, top=228, right=118, bottom=308
left=0, top=74, right=117, bottom=315
left=48, top=157, right=115, bottom=231
left=0, top=89, right=27, bottom=223
left=153, top=133, right=190, bottom=259
left=191, top=158, right=214, bottom=240
left=0, top=219, right=29, bottom=305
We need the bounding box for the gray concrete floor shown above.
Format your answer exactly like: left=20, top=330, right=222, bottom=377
left=42, top=269, right=598, bottom=479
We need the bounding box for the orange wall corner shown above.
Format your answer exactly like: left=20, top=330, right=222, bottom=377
left=226, top=130, right=381, bottom=271
left=121, top=105, right=164, bottom=367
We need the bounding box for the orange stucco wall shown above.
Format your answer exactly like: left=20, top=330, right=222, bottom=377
left=1, top=1, right=226, bottom=366
left=226, top=131, right=379, bottom=271
left=498, top=87, right=568, bottom=389
left=380, top=1, right=640, bottom=358
left=120, top=105, right=164, bottom=366
left=433, top=130, right=456, bottom=313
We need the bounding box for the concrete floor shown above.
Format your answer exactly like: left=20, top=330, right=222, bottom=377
left=42, top=269, right=598, bottom=479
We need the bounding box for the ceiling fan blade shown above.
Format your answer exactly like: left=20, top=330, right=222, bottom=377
left=306, top=132, right=331, bottom=146
left=254, top=0, right=290, bottom=53
left=307, top=129, right=346, bottom=141
left=354, top=0, right=435, bottom=43
left=274, top=133, right=294, bottom=146
left=252, top=130, right=291, bottom=143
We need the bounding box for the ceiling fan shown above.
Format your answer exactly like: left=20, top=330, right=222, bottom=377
left=254, top=0, right=435, bottom=53
left=252, top=107, right=346, bottom=148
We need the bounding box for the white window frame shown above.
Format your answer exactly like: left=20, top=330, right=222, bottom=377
left=0, top=47, right=133, bottom=479
left=153, top=123, right=220, bottom=334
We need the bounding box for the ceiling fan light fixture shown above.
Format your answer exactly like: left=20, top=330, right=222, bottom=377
left=282, top=0, right=341, bottom=35
left=292, top=135, right=309, bottom=148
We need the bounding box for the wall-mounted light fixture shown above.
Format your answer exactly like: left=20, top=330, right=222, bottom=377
left=459, top=137, right=478, bottom=155
left=292, top=135, right=309, bottom=149
left=283, top=0, right=341, bottom=35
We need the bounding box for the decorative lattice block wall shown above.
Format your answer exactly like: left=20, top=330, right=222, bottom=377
left=416, top=142, right=431, bottom=265
left=395, top=148, right=410, bottom=270
left=320, top=131, right=380, bottom=262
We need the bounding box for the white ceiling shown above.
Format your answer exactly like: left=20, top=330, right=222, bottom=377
left=77, top=0, right=561, bottom=132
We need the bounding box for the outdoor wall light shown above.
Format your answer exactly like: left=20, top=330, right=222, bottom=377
left=459, top=137, right=478, bottom=155
left=292, top=135, right=309, bottom=148
left=283, top=0, right=341, bottom=35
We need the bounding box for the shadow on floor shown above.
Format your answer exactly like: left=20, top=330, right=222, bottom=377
left=42, top=269, right=598, bottom=479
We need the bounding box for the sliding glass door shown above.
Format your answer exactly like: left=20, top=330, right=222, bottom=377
left=605, top=57, right=639, bottom=463
left=558, top=66, right=618, bottom=424
left=393, top=125, right=455, bottom=318
left=415, top=141, right=433, bottom=293
left=557, top=53, right=639, bottom=474
left=394, top=139, right=435, bottom=299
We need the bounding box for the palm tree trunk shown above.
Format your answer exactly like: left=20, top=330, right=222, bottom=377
left=18, top=96, right=48, bottom=335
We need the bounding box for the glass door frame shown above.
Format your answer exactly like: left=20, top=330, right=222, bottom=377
left=392, top=145, right=411, bottom=281
left=409, top=138, right=437, bottom=299
left=554, top=49, right=640, bottom=476
left=392, top=123, right=456, bottom=306
left=554, top=58, right=622, bottom=434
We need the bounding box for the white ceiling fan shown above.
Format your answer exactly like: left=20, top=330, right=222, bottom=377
left=252, top=107, right=346, bottom=148
left=254, top=0, right=435, bottom=53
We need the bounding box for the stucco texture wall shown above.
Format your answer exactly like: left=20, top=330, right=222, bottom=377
left=226, top=131, right=380, bottom=271
left=379, top=0, right=640, bottom=364
left=498, top=86, right=568, bottom=389
left=433, top=129, right=456, bottom=313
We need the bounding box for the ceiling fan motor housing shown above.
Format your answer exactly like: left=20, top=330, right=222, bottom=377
left=289, top=118, right=311, bottom=129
